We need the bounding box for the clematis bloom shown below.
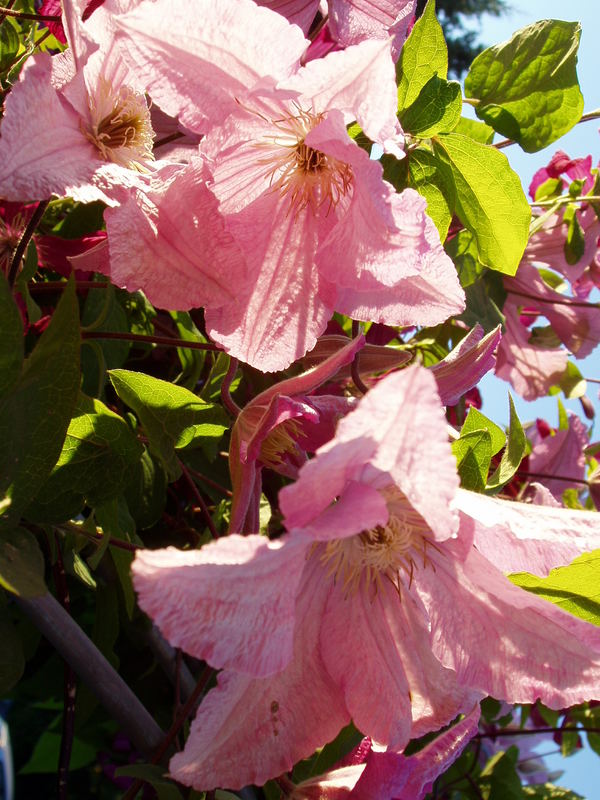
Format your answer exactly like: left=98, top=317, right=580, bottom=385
left=132, top=366, right=600, bottom=790
left=110, top=0, right=464, bottom=370
left=0, top=0, right=155, bottom=205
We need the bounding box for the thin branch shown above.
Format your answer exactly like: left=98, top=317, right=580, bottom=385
left=153, top=131, right=185, bottom=150
left=82, top=330, right=222, bottom=351
left=531, top=194, right=600, bottom=208
left=53, top=534, right=76, bottom=800
left=0, top=5, right=61, bottom=21
left=516, top=469, right=589, bottom=486
left=145, top=625, right=196, bottom=703
left=29, top=280, right=111, bottom=292
left=508, top=288, right=599, bottom=310
left=185, top=465, right=232, bottom=497
left=476, top=726, right=600, bottom=739
left=7, top=199, right=49, bottom=288
left=179, top=459, right=220, bottom=540
left=220, top=356, right=241, bottom=416
left=14, top=593, right=164, bottom=757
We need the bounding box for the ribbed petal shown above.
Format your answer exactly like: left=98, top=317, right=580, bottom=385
left=455, top=488, right=600, bottom=576
left=321, top=578, right=469, bottom=748
left=114, top=0, right=308, bottom=133
left=421, top=543, right=600, bottom=709
left=132, top=534, right=309, bottom=677
left=169, top=560, right=350, bottom=790
left=431, top=325, right=501, bottom=406
left=103, top=160, right=247, bottom=308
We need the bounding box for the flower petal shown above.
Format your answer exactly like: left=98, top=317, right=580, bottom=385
left=132, top=534, right=309, bottom=677
left=455, top=488, right=600, bottom=576
left=169, top=560, right=350, bottom=790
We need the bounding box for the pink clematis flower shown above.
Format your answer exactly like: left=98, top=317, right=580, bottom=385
left=0, top=0, right=155, bottom=205
left=504, top=261, right=600, bottom=359
left=109, top=0, right=464, bottom=370
left=132, top=366, right=600, bottom=790
left=528, top=411, right=588, bottom=500
left=495, top=304, right=568, bottom=401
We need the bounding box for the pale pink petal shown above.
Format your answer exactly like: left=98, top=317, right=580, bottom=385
left=529, top=412, right=588, bottom=498
left=69, top=238, right=111, bottom=274
left=132, top=534, right=309, bottom=677
left=329, top=0, right=416, bottom=59
left=293, top=479, right=389, bottom=540
left=244, top=395, right=318, bottom=464
left=455, top=487, right=600, bottom=576
left=327, top=366, right=459, bottom=541
left=431, top=325, right=501, bottom=405
left=301, top=335, right=411, bottom=378
left=257, top=0, right=319, bottom=31
left=280, top=438, right=380, bottom=530
left=169, top=561, right=350, bottom=790
left=103, top=160, right=247, bottom=308
left=321, top=578, right=469, bottom=749
left=296, top=395, right=357, bottom=452
left=306, top=115, right=428, bottom=288
left=114, top=0, right=308, bottom=133
left=282, top=37, right=401, bottom=144
left=495, top=304, right=568, bottom=401
left=0, top=56, right=104, bottom=203
left=205, top=193, right=336, bottom=371
left=421, top=543, right=600, bottom=708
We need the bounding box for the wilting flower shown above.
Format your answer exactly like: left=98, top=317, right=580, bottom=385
left=292, top=705, right=480, bottom=800
left=229, top=335, right=364, bottom=533
left=0, top=0, right=155, bottom=205
left=132, top=366, right=600, bottom=790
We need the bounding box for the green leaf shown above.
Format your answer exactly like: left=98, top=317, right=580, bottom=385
left=432, top=133, right=530, bottom=275
left=81, top=286, right=130, bottom=397
left=523, top=785, right=583, bottom=799
left=115, top=764, right=184, bottom=800
left=200, top=352, right=241, bottom=404
left=564, top=209, right=585, bottom=265
left=557, top=397, right=569, bottom=431
left=408, top=148, right=453, bottom=240
left=110, top=547, right=135, bottom=619
left=0, top=271, right=24, bottom=398
left=461, top=407, right=505, bottom=456
left=452, top=429, right=492, bottom=492
left=400, top=76, right=461, bottom=137
left=453, top=116, right=495, bottom=144
left=123, top=448, right=168, bottom=530
left=480, top=747, right=524, bottom=800
left=486, top=395, right=526, bottom=491
left=445, top=230, right=486, bottom=288
left=26, top=393, right=143, bottom=523
left=510, top=550, right=600, bottom=626
left=460, top=271, right=506, bottom=333
left=20, top=730, right=97, bottom=774
left=554, top=361, right=587, bottom=400
left=397, top=0, right=447, bottom=110
left=110, top=369, right=229, bottom=479
left=0, top=613, right=25, bottom=693
left=170, top=310, right=207, bottom=390
left=0, top=278, right=80, bottom=528
left=464, top=20, right=584, bottom=152
left=0, top=16, right=20, bottom=72
left=0, top=528, right=46, bottom=597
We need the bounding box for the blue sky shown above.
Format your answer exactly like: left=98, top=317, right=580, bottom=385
left=466, top=4, right=600, bottom=797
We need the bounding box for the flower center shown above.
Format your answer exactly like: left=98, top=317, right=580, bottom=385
left=259, top=420, right=304, bottom=471
left=83, top=79, right=154, bottom=170
left=0, top=216, right=24, bottom=274
left=261, top=106, right=352, bottom=214
left=318, top=490, right=437, bottom=596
